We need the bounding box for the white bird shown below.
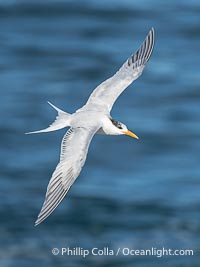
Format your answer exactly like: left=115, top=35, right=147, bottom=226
left=27, top=28, right=155, bottom=226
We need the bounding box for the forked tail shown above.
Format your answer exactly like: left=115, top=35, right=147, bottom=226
left=26, top=102, right=71, bottom=134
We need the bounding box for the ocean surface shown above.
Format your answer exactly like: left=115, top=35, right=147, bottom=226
left=0, top=0, right=200, bottom=266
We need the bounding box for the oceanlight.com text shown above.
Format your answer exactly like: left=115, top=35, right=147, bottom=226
left=51, top=247, right=194, bottom=258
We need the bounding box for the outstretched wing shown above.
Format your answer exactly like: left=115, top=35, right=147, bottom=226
left=35, top=125, right=99, bottom=226
left=86, top=28, right=155, bottom=112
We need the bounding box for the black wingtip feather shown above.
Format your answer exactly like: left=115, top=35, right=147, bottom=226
left=129, top=27, right=155, bottom=68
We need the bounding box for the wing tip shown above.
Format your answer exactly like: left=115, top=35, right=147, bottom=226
left=34, top=220, right=40, bottom=227
left=34, top=212, right=48, bottom=226
left=145, top=27, right=155, bottom=62
left=34, top=211, right=46, bottom=226
left=34, top=215, right=45, bottom=226
left=150, top=26, right=155, bottom=43
left=150, top=27, right=155, bottom=35
left=128, top=27, right=155, bottom=68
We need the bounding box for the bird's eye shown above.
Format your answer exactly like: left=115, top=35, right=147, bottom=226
left=116, top=122, right=123, bottom=129
left=110, top=118, right=123, bottom=129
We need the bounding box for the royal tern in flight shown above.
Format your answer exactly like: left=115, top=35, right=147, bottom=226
left=27, top=28, right=155, bottom=225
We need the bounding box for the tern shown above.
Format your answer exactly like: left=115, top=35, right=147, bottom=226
left=27, top=28, right=155, bottom=226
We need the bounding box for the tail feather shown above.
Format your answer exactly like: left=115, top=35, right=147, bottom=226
left=26, top=102, right=71, bottom=134
left=47, top=101, right=66, bottom=114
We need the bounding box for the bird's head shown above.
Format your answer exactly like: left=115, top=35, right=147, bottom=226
left=110, top=118, right=139, bottom=139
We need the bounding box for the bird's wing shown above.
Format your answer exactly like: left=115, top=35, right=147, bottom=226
left=35, top=125, right=99, bottom=226
left=86, top=28, right=154, bottom=112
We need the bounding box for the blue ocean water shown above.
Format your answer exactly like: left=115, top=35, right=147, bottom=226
left=0, top=0, right=200, bottom=266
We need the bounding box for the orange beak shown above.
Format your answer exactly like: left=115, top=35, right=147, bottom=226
left=123, top=130, right=139, bottom=139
